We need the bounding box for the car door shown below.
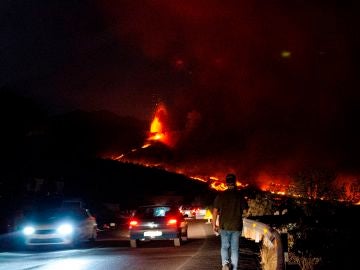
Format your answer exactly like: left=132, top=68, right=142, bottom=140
left=71, top=208, right=91, bottom=239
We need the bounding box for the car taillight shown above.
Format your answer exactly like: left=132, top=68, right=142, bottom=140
left=167, top=218, right=177, bottom=225
left=129, top=219, right=138, bottom=229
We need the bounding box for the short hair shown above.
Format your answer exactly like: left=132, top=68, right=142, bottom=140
left=226, top=173, right=236, bottom=184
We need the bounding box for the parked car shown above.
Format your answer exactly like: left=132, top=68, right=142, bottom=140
left=19, top=206, right=97, bottom=247
left=129, top=204, right=188, bottom=248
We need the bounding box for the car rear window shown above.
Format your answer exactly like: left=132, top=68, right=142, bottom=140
left=136, top=206, right=172, bottom=218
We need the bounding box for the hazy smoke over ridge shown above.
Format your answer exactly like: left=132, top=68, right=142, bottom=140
left=100, top=0, right=360, bottom=179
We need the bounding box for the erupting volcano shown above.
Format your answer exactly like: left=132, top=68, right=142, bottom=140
left=103, top=104, right=360, bottom=202
left=146, top=103, right=172, bottom=147
left=2, top=0, right=360, bottom=223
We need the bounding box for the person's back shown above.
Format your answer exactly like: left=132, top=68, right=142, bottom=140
left=215, top=189, right=244, bottom=231
left=212, top=173, right=247, bottom=270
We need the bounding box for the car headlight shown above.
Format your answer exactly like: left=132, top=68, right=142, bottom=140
left=57, top=223, right=74, bottom=235
left=23, top=226, right=35, bottom=236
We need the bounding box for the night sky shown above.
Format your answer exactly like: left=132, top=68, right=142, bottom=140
left=1, top=1, right=360, bottom=182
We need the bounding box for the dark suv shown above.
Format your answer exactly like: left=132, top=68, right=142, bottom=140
left=129, top=204, right=188, bottom=247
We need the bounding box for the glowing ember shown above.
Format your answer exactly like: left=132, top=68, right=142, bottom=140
left=190, top=176, right=208, bottom=183
left=142, top=143, right=151, bottom=148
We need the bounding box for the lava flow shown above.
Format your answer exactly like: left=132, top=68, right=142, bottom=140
left=104, top=104, right=360, bottom=201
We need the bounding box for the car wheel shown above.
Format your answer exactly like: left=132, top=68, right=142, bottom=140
left=130, top=239, right=137, bottom=248
left=181, top=234, right=188, bottom=242
left=181, top=228, right=188, bottom=241
left=174, top=238, right=181, bottom=247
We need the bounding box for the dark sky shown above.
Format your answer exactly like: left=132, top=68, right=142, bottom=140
left=1, top=0, right=360, bottom=180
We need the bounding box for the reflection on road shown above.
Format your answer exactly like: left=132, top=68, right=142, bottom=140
left=0, top=220, right=214, bottom=270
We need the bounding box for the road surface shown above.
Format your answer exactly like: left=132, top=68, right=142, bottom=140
left=0, top=220, right=260, bottom=270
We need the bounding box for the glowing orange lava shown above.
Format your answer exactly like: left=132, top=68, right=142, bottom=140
left=146, top=103, right=172, bottom=146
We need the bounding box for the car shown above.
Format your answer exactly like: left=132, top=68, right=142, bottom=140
left=92, top=204, right=127, bottom=232
left=129, top=204, right=188, bottom=248
left=19, top=206, right=97, bottom=247
left=179, top=205, right=196, bottom=218
left=194, top=207, right=207, bottom=219
left=179, top=205, right=207, bottom=219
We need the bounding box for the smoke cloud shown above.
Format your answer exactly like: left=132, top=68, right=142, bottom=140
left=99, top=0, right=360, bottom=180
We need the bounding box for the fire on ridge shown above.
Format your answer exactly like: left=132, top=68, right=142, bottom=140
left=103, top=103, right=360, bottom=202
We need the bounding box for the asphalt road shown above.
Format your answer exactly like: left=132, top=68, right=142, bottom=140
left=0, top=220, right=220, bottom=270
left=0, top=219, right=260, bottom=270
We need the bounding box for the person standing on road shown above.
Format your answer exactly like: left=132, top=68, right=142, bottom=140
left=212, top=173, right=248, bottom=270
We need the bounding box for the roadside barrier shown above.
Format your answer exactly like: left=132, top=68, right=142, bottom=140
left=242, top=218, right=285, bottom=270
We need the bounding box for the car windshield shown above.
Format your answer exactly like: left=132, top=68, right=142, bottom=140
left=135, top=206, right=174, bottom=218
left=24, top=207, right=87, bottom=222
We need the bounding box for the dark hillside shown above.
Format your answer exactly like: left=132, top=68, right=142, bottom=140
left=62, top=158, right=215, bottom=208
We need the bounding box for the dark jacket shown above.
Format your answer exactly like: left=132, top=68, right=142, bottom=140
left=213, top=189, right=247, bottom=231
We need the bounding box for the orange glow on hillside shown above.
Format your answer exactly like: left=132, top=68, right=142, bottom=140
left=190, top=176, right=208, bottom=183
left=208, top=180, right=248, bottom=191
left=333, top=174, right=360, bottom=203
left=102, top=150, right=359, bottom=200
left=257, top=172, right=292, bottom=192
left=210, top=181, right=228, bottom=191
left=101, top=105, right=360, bottom=200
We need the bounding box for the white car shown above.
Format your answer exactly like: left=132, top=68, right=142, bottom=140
left=179, top=205, right=207, bottom=219
left=20, top=207, right=97, bottom=247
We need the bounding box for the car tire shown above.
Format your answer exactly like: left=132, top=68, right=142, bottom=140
left=181, top=228, right=188, bottom=241
left=174, top=238, right=181, bottom=247
left=181, top=234, right=188, bottom=242
left=130, top=239, right=137, bottom=248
